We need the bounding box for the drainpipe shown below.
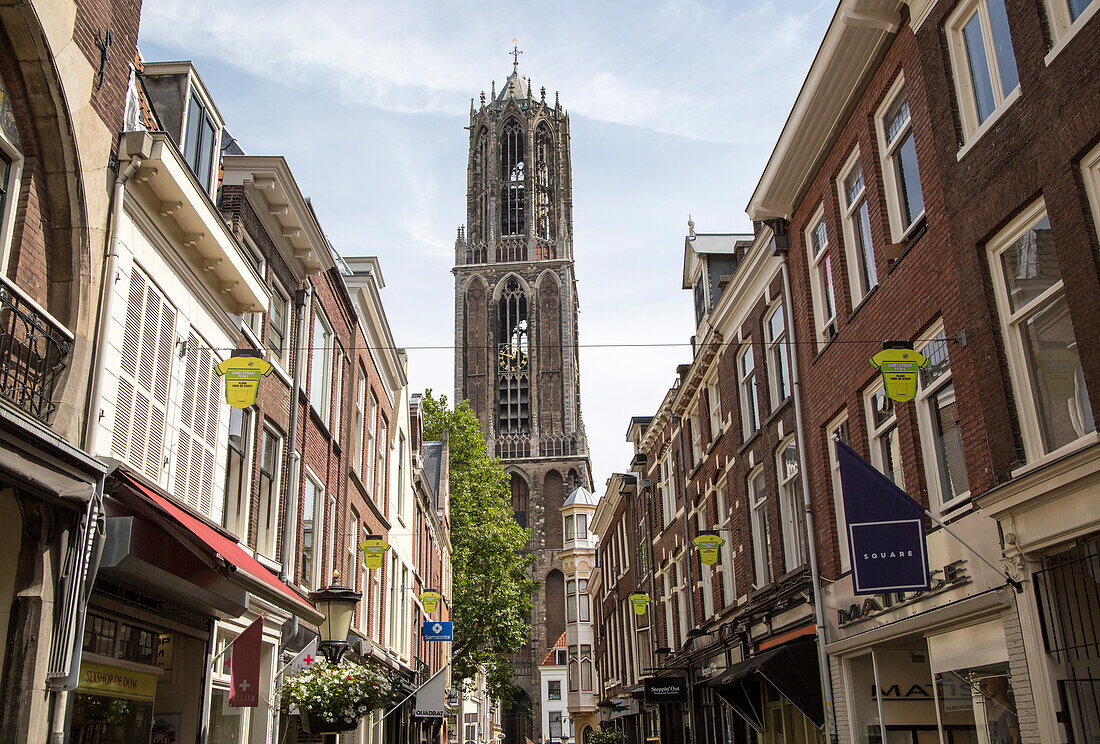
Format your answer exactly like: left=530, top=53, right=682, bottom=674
left=280, top=286, right=310, bottom=584
left=767, top=218, right=839, bottom=742
left=83, top=133, right=151, bottom=454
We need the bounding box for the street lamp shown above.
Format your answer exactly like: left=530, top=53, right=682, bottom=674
left=310, top=575, right=362, bottom=664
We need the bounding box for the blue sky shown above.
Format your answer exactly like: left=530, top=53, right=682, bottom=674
left=139, top=0, right=835, bottom=491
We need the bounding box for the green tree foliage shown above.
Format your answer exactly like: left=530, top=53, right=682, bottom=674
left=421, top=391, right=537, bottom=701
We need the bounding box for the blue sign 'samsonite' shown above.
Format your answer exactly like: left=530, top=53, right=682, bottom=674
left=421, top=621, right=453, bottom=642
left=836, top=439, right=931, bottom=595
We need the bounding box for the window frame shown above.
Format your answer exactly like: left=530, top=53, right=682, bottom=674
left=738, top=344, right=760, bottom=439
left=837, top=148, right=879, bottom=303
left=267, top=281, right=291, bottom=369
left=1083, top=142, right=1100, bottom=256
left=827, top=413, right=852, bottom=571
left=706, top=374, right=723, bottom=439
left=764, top=300, right=791, bottom=408
left=688, top=411, right=703, bottom=466
left=864, top=380, right=905, bottom=488
left=256, top=425, right=282, bottom=560
left=876, top=77, right=926, bottom=242
left=805, top=207, right=838, bottom=346
left=331, top=347, right=345, bottom=441
left=748, top=468, right=771, bottom=588
left=182, top=89, right=219, bottom=193
left=776, top=436, right=804, bottom=574
left=0, top=129, right=25, bottom=276
left=1042, top=0, right=1099, bottom=62
left=987, top=200, right=1095, bottom=463
left=946, top=0, right=1021, bottom=144
left=301, top=469, right=325, bottom=590
left=660, top=448, right=676, bottom=528
left=309, top=309, right=334, bottom=425
left=715, top=481, right=735, bottom=605
left=352, top=366, right=366, bottom=474
left=367, top=391, right=379, bottom=499
left=222, top=405, right=254, bottom=541
left=916, top=325, right=972, bottom=514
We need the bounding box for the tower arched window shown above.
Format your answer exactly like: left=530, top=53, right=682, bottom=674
left=497, top=277, right=529, bottom=432
left=510, top=473, right=529, bottom=528
left=499, top=119, right=525, bottom=236
left=534, top=122, right=555, bottom=244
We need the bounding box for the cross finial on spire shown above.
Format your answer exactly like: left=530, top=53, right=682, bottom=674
left=511, top=38, right=523, bottom=69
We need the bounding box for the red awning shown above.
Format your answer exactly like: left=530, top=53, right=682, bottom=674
left=120, top=472, right=319, bottom=619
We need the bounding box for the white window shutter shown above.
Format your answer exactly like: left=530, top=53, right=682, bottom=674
left=112, top=268, right=174, bottom=483
left=172, top=332, right=221, bottom=516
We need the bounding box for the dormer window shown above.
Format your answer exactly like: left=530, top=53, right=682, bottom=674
left=693, top=276, right=707, bottom=325
left=183, top=92, right=216, bottom=192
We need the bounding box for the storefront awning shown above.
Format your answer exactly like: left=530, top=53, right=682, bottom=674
left=113, top=471, right=321, bottom=622
left=709, top=638, right=823, bottom=729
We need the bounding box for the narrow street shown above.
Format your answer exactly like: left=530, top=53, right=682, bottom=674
left=0, top=2, right=1097, bottom=744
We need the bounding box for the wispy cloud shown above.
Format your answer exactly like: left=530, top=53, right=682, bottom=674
left=140, top=0, right=831, bottom=143
left=139, top=0, right=834, bottom=487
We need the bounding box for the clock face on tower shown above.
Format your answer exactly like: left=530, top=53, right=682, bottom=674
left=498, top=343, right=528, bottom=372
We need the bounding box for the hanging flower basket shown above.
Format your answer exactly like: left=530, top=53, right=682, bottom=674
left=280, top=657, right=392, bottom=733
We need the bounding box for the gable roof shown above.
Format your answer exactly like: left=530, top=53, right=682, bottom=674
left=540, top=632, right=568, bottom=666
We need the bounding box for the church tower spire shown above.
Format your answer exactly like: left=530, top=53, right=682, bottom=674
left=452, top=55, right=590, bottom=743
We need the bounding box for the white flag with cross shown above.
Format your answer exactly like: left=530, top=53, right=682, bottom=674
left=288, top=637, right=319, bottom=674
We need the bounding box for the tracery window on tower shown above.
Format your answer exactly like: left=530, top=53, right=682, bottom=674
left=534, top=121, right=556, bottom=256
left=497, top=277, right=530, bottom=433
left=499, top=119, right=526, bottom=237
left=510, top=473, right=529, bottom=528
left=469, top=127, right=489, bottom=263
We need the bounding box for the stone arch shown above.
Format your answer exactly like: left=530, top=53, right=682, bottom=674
left=567, top=468, right=580, bottom=491
left=491, top=271, right=532, bottom=300
left=535, top=272, right=563, bottom=434
left=462, top=274, right=489, bottom=425
left=544, top=568, right=565, bottom=650
left=544, top=469, right=564, bottom=549
left=0, top=13, right=88, bottom=327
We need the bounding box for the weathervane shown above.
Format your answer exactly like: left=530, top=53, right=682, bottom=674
left=511, top=38, right=523, bottom=69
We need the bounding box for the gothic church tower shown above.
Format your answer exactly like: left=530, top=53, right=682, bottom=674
left=453, top=59, right=591, bottom=739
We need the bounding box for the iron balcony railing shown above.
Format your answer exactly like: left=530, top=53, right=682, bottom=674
left=0, top=277, right=72, bottom=423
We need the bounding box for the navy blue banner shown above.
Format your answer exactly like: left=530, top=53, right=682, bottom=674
left=836, top=439, right=931, bottom=595
left=422, top=621, right=453, bottom=641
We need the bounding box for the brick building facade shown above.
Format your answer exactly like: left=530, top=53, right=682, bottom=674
left=595, top=1, right=1100, bottom=743
left=0, top=1, right=144, bottom=740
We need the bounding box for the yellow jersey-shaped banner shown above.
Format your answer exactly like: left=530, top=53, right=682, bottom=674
left=692, top=531, right=725, bottom=566
left=215, top=353, right=273, bottom=409
left=629, top=593, right=651, bottom=616
left=420, top=590, right=442, bottom=614
left=358, top=536, right=390, bottom=571
left=870, top=346, right=928, bottom=403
